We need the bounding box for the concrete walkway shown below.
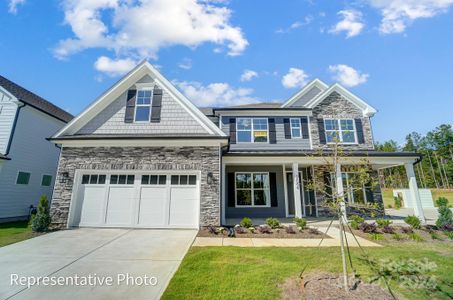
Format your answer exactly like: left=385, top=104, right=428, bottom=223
left=0, top=228, right=197, bottom=300
left=193, top=226, right=381, bottom=248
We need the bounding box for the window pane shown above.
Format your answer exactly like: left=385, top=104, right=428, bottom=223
left=150, top=175, right=158, bottom=184
left=90, top=175, right=98, bottom=184
left=236, top=174, right=251, bottom=188
left=110, top=175, right=118, bottom=184
left=291, top=128, right=301, bottom=138
left=342, top=131, right=356, bottom=143
left=171, top=175, right=179, bottom=185
left=237, top=118, right=251, bottom=130
left=253, top=174, right=269, bottom=189
left=142, top=175, right=150, bottom=184
left=180, top=175, right=188, bottom=185
left=137, top=90, right=152, bottom=105
left=237, top=131, right=251, bottom=143
left=188, top=175, right=196, bottom=185
left=325, top=119, right=338, bottom=130
left=340, top=119, right=354, bottom=130
left=135, top=107, right=150, bottom=122
left=82, top=175, right=90, bottom=184
left=236, top=190, right=252, bottom=206
left=253, top=119, right=268, bottom=130
left=353, top=189, right=366, bottom=204
left=16, top=172, right=31, bottom=185
left=159, top=175, right=167, bottom=185
left=41, top=175, right=52, bottom=186
left=253, top=190, right=268, bottom=206
left=291, top=118, right=300, bottom=127
left=253, top=131, right=268, bottom=142
left=98, top=175, right=106, bottom=184
left=127, top=175, right=135, bottom=184
left=326, top=131, right=339, bottom=143
left=118, top=175, right=126, bottom=184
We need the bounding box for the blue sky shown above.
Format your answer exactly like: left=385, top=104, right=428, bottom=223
left=1, top=0, right=452, bottom=144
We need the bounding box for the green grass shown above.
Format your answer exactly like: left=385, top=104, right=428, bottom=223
left=0, top=221, right=34, bottom=247
left=382, top=188, right=453, bottom=208
left=162, top=243, right=453, bottom=300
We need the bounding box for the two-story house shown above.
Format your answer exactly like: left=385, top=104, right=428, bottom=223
left=0, top=76, right=73, bottom=222
left=49, top=61, right=425, bottom=229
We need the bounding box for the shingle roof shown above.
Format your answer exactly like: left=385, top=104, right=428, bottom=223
left=0, top=75, right=73, bottom=123
left=222, top=102, right=282, bottom=109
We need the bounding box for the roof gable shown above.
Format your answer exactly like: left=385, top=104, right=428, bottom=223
left=281, top=79, right=328, bottom=108
left=54, top=61, right=226, bottom=138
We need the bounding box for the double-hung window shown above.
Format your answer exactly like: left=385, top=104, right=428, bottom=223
left=290, top=118, right=302, bottom=138
left=236, top=118, right=268, bottom=143
left=330, top=172, right=372, bottom=204
left=324, top=119, right=356, bottom=144
left=135, top=90, right=152, bottom=122
left=235, top=172, right=270, bottom=207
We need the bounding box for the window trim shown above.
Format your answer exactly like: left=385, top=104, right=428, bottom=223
left=290, top=118, right=302, bottom=139
left=324, top=118, right=358, bottom=144
left=234, top=172, right=271, bottom=207
left=236, top=117, right=269, bottom=143
left=41, top=174, right=53, bottom=187
left=16, top=171, right=31, bottom=185
left=134, top=89, right=153, bottom=123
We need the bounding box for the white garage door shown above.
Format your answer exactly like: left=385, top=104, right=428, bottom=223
left=75, top=172, right=199, bottom=228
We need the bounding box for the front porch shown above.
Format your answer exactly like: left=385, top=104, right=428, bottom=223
left=221, top=151, right=426, bottom=225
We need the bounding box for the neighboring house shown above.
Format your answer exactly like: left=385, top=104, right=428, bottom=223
left=49, top=61, right=426, bottom=229
left=0, top=76, right=73, bottom=222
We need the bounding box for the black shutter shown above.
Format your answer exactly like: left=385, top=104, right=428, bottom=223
left=150, top=87, right=163, bottom=123
left=124, top=89, right=137, bottom=123
left=229, top=118, right=236, bottom=144
left=283, top=118, right=291, bottom=139
left=301, top=117, right=309, bottom=139
left=317, top=118, right=326, bottom=144
left=355, top=119, right=365, bottom=144
left=270, top=172, right=278, bottom=207
left=269, top=118, right=277, bottom=144
left=228, top=173, right=235, bottom=207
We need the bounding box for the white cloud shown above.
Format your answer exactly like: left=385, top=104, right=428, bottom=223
left=329, top=9, right=365, bottom=38
left=328, top=64, right=369, bottom=87
left=281, top=68, right=309, bottom=89
left=94, top=56, right=137, bottom=77
left=54, top=0, right=248, bottom=68
left=8, top=0, right=26, bottom=14
left=240, top=69, right=258, bottom=82
left=368, top=0, right=453, bottom=34
left=276, top=15, right=313, bottom=33
left=174, top=80, right=259, bottom=107
left=178, top=58, right=192, bottom=70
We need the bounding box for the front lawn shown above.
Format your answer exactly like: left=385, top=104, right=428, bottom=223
left=0, top=221, right=36, bottom=247
left=162, top=243, right=453, bottom=300
left=382, top=188, right=453, bottom=208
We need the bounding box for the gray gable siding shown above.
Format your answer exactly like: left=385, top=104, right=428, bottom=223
left=221, top=116, right=311, bottom=150
left=77, top=79, right=208, bottom=135
left=0, top=90, right=18, bottom=154
left=289, top=86, right=322, bottom=107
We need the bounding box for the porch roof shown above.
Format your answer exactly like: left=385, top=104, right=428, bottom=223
left=223, top=150, right=422, bottom=158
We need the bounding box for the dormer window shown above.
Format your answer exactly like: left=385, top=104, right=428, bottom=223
left=324, top=119, right=357, bottom=144
left=134, top=90, right=153, bottom=122
left=237, top=118, right=268, bottom=143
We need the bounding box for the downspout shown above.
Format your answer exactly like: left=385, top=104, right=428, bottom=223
left=5, top=101, right=26, bottom=156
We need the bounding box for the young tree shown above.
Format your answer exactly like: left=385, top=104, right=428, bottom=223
left=31, top=195, right=51, bottom=232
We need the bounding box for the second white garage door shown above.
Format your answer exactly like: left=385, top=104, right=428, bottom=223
left=75, top=172, right=200, bottom=228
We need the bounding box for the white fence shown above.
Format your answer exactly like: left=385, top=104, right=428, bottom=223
left=392, top=189, right=435, bottom=209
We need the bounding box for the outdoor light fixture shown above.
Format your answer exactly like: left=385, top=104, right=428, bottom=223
left=207, top=172, right=214, bottom=185
left=59, top=171, right=69, bottom=183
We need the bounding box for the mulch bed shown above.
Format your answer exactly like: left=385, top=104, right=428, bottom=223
left=197, top=227, right=331, bottom=239
left=279, top=272, right=393, bottom=300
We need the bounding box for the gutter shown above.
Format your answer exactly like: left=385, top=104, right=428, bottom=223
left=5, top=102, right=26, bottom=156
left=47, top=135, right=230, bottom=141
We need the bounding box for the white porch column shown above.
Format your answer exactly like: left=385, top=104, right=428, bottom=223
left=292, top=162, right=303, bottom=218
left=405, top=163, right=426, bottom=224
left=335, top=164, right=348, bottom=223
left=221, top=162, right=226, bottom=225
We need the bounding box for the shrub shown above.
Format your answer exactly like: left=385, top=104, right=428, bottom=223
left=369, top=233, right=384, bottom=241
left=285, top=225, right=296, bottom=234
left=207, top=225, right=217, bottom=235
left=409, top=233, right=424, bottom=242
left=265, top=217, right=281, bottom=229
left=382, top=225, right=394, bottom=234
left=350, top=215, right=365, bottom=230
left=248, top=227, right=256, bottom=234
left=394, top=196, right=402, bottom=209
left=430, top=232, right=441, bottom=240
left=235, top=226, right=248, bottom=234
left=404, top=215, right=421, bottom=229
left=435, top=197, right=453, bottom=229
left=308, top=227, right=320, bottom=235
left=444, top=231, right=453, bottom=240
left=387, top=204, right=393, bottom=208
left=293, top=217, right=307, bottom=230
left=218, top=227, right=227, bottom=235
left=392, top=233, right=403, bottom=240
left=401, top=226, right=413, bottom=234
left=240, top=217, right=253, bottom=228
left=376, top=219, right=392, bottom=228
left=258, top=225, right=272, bottom=234
left=31, top=195, right=51, bottom=232
left=442, top=223, right=453, bottom=232
left=359, top=222, right=377, bottom=233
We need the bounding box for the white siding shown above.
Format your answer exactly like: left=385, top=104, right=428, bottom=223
left=0, top=106, right=65, bottom=219
left=0, top=89, right=18, bottom=154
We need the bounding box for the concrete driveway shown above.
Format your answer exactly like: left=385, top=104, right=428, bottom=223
left=0, top=228, right=197, bottom=300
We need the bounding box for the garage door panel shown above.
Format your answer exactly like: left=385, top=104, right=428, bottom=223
left=169, top=187, right=198, bottom=227
left=138, top=187, right=167, bottom=226
left=80, top=186, right=106, bottom=225
left=105, top=187, right=135, bottom=226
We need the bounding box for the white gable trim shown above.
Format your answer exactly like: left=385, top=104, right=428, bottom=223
left=281, top=79, right=328, bottom=108
left=305, top=83, right=377, bottom=117
left=54, top=61, right=226, bottom=138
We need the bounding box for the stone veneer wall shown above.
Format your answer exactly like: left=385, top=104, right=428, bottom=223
left=50, top=146, right=220, bottom=228
left=309, top=91, right=375, bottom=150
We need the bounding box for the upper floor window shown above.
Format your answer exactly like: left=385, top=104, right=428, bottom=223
left=41, top=175, right=53, bottom=187
left=16, top=171, right=31, bottom=185
left=324, top=119, right=356, bottom=144
left=290, top=118, right=302, bottom=138
left=135, top=90, right=153, bottom=122
left=237, top=118, right=268, bottom=143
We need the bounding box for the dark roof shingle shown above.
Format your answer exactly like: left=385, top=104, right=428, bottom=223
left=0, top=75, right=73, bottom=123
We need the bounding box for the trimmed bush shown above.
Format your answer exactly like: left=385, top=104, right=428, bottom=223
left=404, top=215, right=421, bottom=229
left=435, top=197, right=453, bottom=230
left=376, top=219, right=392, bottom=228
left=285, top=225, right=296, bottom=234
left=258, top=225, right=272, bottom=234
left=394, top=196, right=402, bottom=209
left=31, top=195, right=51, bottom=232
left=293, top=217, right=307, bottom=230
left=382, top=225, right=394, bottom=234
left=265, top=217, right=280, bottom=229
left=359, top=222, right=377, bottom=233
left=349, top=215, right=365, bottom=230
left=235, top=226, right=248, bottom=234
left=240, top=217, right=253, bottom=228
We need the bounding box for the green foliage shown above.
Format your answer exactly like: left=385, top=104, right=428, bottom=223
left=409, top=233, right=424, bottom=242
left=349, top=215, right=365, bottom=230
left=265, top=218, right=280, bottom=229
left=430, top=232, right=441, bottom=240
left=435, top=197, right=449, bottom=208
left=444, top=231, right=453, bottom=240
left=435, top=197, right=453, bottom=229
left=31, top=195, right=51, bottom=232
left=369, top=233, right=384, bottom=241
left=293, top=217, right=307, bottom=230
left=392, top=233, right=404, bottom=240
left=376, top=218, right=393, bottom=228
left=240, top=217, right=253, bottom=228
left=394, top=196, right=402, bottom=209
left=404, top=215, right=421, bottom=229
